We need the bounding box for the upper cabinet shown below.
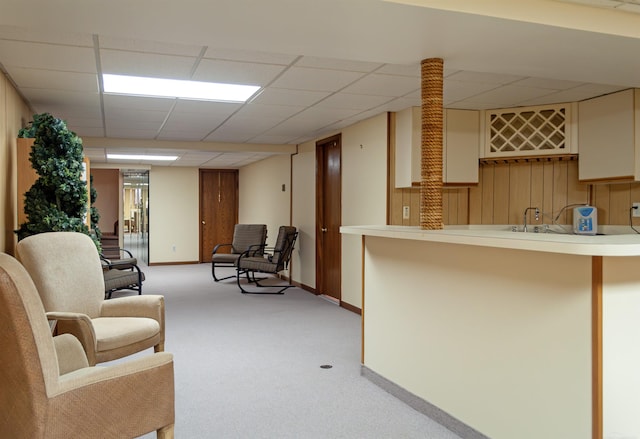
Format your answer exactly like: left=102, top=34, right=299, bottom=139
left=578, top=89, right=639, bottom=183
left=484, top=102, right=577, bottom=158
left=395, top=107, right=480, bottom=188
left=444, top=109, right=480, bottom=185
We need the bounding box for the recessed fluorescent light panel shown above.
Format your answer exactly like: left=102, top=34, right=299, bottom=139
left=102, top=74, right=260, bottom=102
left=107, top=154, right=178, bottom=161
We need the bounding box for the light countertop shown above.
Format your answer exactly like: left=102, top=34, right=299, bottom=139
left=340, top=224, right=640, bottom=256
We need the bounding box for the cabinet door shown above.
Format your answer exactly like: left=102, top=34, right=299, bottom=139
left=578, top=89, right=635, bottom=182
left=444, top=109, right=479, bottom=185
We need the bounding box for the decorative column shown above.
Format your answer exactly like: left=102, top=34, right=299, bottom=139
left=420, top=58, right=444, bottom=230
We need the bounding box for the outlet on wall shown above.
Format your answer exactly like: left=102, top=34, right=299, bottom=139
left=633, top=203, right=640, bottom=217
left=403, top=205, right=410, bottom=219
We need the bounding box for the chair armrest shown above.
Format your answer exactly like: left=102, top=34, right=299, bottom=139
left=212, top=243, right=232, bottom=255
left=54, top=351, right=174, bottom=400
left=100, top=295, right=165, bottom=323
left=54, top=333, right=89, bottom=375
left=46, top=311, right=98, bottom=364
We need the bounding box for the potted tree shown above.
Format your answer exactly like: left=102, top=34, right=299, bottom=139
left=16, top=113, right=100, bottom=250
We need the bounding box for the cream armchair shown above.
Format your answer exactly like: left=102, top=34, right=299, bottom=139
left=0, top=252, right=174, bottom=438
left=17, top=232, right=165, bottom=366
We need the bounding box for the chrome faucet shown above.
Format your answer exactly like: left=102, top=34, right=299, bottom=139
left=523, top=207, right=540, bottom=232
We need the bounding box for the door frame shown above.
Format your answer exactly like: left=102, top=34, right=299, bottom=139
left=315, top=134, right=342, bottom=300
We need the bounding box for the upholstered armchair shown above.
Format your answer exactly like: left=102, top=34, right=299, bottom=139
left=0, top=252, right=175, bottom=438
left=16, top=232, right=165, bottom=366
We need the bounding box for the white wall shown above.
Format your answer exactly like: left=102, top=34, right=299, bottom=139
left=291, top=141, right=317, bottom=289
left=239, top=154, right=291, bottom=248
left=149, top=166, right=199, bottom=263
left=341, top=113, right=388, bottom=307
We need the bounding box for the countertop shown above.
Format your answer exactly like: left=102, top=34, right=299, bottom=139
left=340, top=224, right=640, bottom=256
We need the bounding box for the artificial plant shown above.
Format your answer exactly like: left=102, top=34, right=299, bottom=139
left=16, top=113, right=101, bottom=250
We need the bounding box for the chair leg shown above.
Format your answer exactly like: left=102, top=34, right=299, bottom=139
left=236, top=269, right=293, bottom=294
left=212, top=263, right=235, bottom=282
left=157, top=423, right=174, bottom=439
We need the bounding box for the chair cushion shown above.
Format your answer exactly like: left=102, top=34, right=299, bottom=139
left=238, top=257, right=277, bottom=273
left=92, top=317, right=160, bottom=352
left=212, top=253, right=241, bottom=264
left=103, top=269, right=144, bottom=292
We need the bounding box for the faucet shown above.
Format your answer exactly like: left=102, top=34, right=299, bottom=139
left=523, top=207, right=540, bottom=232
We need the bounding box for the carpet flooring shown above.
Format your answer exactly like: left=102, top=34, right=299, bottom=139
left=110, top=262, right=463, bottom=439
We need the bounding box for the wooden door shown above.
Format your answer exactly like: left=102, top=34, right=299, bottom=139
left=199, top=170, right=238, bottom=262
left=316, top=134, right=342, bottom=301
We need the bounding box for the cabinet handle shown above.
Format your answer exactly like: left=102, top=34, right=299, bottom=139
left=321, top=228, right=327, bottom=232
left=202, top=221, right=206, bottom=225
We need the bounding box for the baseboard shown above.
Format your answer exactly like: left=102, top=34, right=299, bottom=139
left=340, top=301, right=361, bottom=315
left=148, top=261, right=200, bottom=266
left=360, top=366, right=489, bottom=439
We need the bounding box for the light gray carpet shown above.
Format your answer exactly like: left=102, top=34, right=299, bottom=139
left=110, top=262, right=463, bottom=438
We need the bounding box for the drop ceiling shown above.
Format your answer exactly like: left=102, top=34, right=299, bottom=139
left=1, top=0, right=640, bottom=168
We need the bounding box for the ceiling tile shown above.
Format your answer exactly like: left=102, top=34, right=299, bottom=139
left=22, top=88, right=100, bottom=107
left=156, top=130, right=211, bottom=141
left=7, top=67, right=98, bottom=92
left=100, top=49, right=197, bottom=79
left=446, top=70, right=527, bottom=85
left=510, top=77, right=585, bottom=90
left=204, top=48, right=297, bottom=65
left=172, top=99, right=242, bottom=114
left=0, top=25, right=94, bottom=46
left=192, top=59, right=286, bottom=85
left=463, top=84, right=558, bottom=106
left=98, top=36, right=203, bottom=56
left=0, top=40, right=96, bottom=72
left=270, top=66, right=366, bottom=92
left=341, top=73, right=419, bottom=96
left=315, top=92, right=393, bottom=110
left=295, top=56, right=383, bottom=72
left=103, top=94, right=176, bottom=111
left=234, top=103, right=305, bottom=120
left=250, top=88, right=330, bottom=106
left=105, top=127, right=160, bottom=139
left=375, top=63, right=420, bottom=77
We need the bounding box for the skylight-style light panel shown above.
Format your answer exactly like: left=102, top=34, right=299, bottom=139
left=102, top=74, right=260, bottom=103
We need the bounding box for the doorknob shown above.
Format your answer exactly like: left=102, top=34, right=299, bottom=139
left=202, top=220, right=206, bottom=225
left=321, top=228, right=327, bottom=232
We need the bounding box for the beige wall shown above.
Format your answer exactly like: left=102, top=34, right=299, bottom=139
left=341, top=113, right=388, bottom=308
left=0, top=73, right=31, bottom=255
left=149, top=166, right=199, bottom=263
left=239, top=154, right=291, bottom=248
left=291, top=141, right=317, bottom=290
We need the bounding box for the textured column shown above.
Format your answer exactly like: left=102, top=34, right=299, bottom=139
left=420, top=58, right=444, bottom=230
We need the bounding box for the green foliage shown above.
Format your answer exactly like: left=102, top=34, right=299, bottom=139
left=90, top=174, right=102, bottom=241
left=16, top=113, right=101, bottom=251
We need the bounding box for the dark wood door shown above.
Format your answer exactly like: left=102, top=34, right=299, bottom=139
left=199, top=170, right=238, bottom=262
left=316, top=134, right=342, bottom=301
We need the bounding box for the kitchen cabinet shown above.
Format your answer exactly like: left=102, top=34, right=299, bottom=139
left=578, top=88, right=639, bottom=183
left=484, top=102, right=575, bottom=158
left=394, top=107, right=479, bottom=188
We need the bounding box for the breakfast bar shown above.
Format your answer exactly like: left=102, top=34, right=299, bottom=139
left=341, top=225, right=640, bottom=439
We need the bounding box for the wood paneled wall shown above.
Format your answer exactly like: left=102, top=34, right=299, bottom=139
left=389, top=157, right=640, bottom=227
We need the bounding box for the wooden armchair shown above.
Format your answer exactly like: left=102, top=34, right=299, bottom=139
left=17, top=232, right=165, bottom=366
left=0, top=252, right=174, bottom=438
